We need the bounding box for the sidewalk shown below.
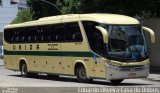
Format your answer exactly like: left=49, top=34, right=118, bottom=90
left=0, top=59, right=3, bottom=66
left=147, top=68, right=160, bottom=81
left=147, top=74, right=160, bottom=81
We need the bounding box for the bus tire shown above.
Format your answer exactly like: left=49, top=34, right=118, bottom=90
left=76, top=65, right=92, bottom=83
left=110, top=79, right=124, bottom=84
left=20, top=63, right=29, bottom=77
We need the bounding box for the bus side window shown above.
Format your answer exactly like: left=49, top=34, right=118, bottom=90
left=26, top=27, right=35, bottom=43
left=29, top=27, right=37, bottom=43
left=18, top=28, right=25, bottom=43
left=36, top=27, right=42, bottom=43
left=65, top=22, right=83, bottom=42
left=82, top=21, right=104, bottom=56
left=4, top=29, right=13, bottom=43
left=15, top=31, right=19, bottom=43
left=52, top=24, right=64, bottom=42
left=41, top=25, right=52, bottom=42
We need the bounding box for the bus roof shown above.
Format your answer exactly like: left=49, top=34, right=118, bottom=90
left=5, top=13, right=140, bottom=29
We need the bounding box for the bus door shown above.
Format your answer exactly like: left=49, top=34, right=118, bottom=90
left=94, top=57, right=106, bottom=78
left=82, top=21, right=106, bottom=78
left=90, top=30, right=106, bottom=78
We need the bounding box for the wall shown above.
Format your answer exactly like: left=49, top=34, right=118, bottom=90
left=0, top=0, right=18, bottom=32
left=143, top=18, right=160, bottom=68
left=18, top=0, right=27, bottom=10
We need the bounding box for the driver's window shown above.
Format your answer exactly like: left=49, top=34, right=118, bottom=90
left=82, top=21, right=104, bottom=56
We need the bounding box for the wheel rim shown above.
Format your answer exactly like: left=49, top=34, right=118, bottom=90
left=79, top=67, right=87, bottom=79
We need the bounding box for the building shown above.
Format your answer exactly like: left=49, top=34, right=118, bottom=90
left=10, top=0, right=18, bottom=4
left=0, top=0, right=18, bottom=32
left=18, top=0, right=27, bottom=10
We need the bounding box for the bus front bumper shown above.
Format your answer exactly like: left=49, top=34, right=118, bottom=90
left=106, top=64, right=149, bottom=80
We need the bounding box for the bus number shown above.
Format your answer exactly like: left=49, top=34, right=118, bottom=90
left=48, top=44, right=58, bottom=50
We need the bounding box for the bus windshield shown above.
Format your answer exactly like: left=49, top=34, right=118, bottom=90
left=106, top=25, right=148, bottom=61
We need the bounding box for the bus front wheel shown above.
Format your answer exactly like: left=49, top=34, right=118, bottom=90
left=76, top=65, right=92, bottom=83
left=20, top=63, right=29, bottom=77
left=110, top=79, right=124, bottom=84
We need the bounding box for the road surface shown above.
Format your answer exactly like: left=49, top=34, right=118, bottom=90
left=0, top=59, right=160, bottom=93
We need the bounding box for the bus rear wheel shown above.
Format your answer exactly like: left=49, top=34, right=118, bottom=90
left=20, top=63, right=29, bottom=77
left=110, top=79, right=124, bottom=84
left=76, top=65, right=92, bottom=83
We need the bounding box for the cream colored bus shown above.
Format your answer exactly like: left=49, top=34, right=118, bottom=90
left=3, top=14, right=155, bottom=84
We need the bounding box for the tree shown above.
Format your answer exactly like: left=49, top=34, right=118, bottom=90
left=0, top=0, right=2, bottom=5
left=11, top=9, right=33, bottom=24
left=57, top=0, right=160, bottom=18
left=15, top=0, right=160, bottom=22
left=56, top=0, right=83, bottom=14
left=27, top=0, right=61, bottom=20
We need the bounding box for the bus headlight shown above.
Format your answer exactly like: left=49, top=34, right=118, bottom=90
left=143, top=64, right=149, bottom=69
left=107, top=64, right=149, bottom=71
left=107, top=64, right=121, bottom=71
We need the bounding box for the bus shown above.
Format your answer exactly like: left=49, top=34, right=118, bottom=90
left=3, top=13, right=155, bottom=84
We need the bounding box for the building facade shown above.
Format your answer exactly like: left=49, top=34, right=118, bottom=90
left=10, top=0, right=18, bottom=4
left=0, top=0, right=18, bottom=32
left=18, top=0, right=27, bottom=10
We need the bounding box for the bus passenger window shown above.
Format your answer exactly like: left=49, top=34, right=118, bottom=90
left=15, top=31, right=20, bottom=43
left=51, top=24, right=64, bottom=42
left=65, top=23, right=82, bottom=42
left=28, top=27, right=37, bottom=43
left=4, top=29, right=14, bottom=43
left=18, top=28, right=25, bottom=43
left=40, top=25, right=52, bottom=42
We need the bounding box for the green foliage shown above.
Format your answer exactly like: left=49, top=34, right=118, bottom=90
left=0, top=0, right=2, bottom=5
left=56, top=0, right=160, bottom=18
left=24, top=0, right=160, bottom=20
left=11, top=9, right=33, bottom=24
left=27, top=0, right=61, bottom=20
left=57, top=0, right=82, bottom=14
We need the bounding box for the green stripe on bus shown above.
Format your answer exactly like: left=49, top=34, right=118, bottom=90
left=4, top=50, right=94, bottom=57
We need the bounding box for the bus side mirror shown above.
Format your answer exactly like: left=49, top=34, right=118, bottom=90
left=95, top=26, right=108, bottom=44
left=142, top=26, right=155, bottom=43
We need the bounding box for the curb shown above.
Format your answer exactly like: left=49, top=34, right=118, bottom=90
left=146, top=74, right=160, bottom=82
left=0, top=59, right=4, bottom=66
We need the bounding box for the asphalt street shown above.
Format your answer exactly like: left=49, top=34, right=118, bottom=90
left=0, top=59, right=160, bottom=93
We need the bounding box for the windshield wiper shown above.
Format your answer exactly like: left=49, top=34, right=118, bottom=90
left=127, top=37, right=143, bottom=60
left=122, top=30, right=142, bottom=60
left=120, top=30, right=132, bottom=60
